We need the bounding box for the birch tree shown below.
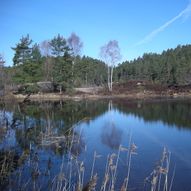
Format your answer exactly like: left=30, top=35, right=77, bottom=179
left=100, top=40, right=121, bottom=92
left=0, top=54, right=5, bottom=67
left=67, top=33, right=83, bottom=86
left=68, top=33, right=83, bottom=57
left=40, top=40, right=53, bottom=81
left=0, top=54, right=5, bottom=91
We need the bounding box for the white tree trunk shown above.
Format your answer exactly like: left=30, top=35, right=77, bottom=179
left=110, top=66, right=113, bottom=92
left=108, top=65, right=111, bottom=91
left=72, top=60, right=74, bottom=86
left=59, top=85, right=62, bottom=94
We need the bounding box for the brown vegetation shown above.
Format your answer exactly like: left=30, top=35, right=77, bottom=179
left=2, top=80, right=191, bottom=102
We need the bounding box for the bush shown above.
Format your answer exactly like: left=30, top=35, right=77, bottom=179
left=25, top=84, right=39, bottom=94
left=65, top=87, right=75, bottom=96
left=18, top=84, right=39, bottom=94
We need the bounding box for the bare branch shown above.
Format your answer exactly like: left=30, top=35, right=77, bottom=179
left=100, top=40, right=121, bottom=66
left=40, top=40, right=51, bottom=57
left=100, top=40, right=121, bottom=91
left=67, top=33, right=83, bottom=57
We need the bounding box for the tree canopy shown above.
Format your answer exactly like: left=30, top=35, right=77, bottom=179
left=115, top=45, right=191, bottom=86
left=49, top=34, right=69, bottom=57
left=5, top=34, right=191, bottom=95
left=12, top=34, right=33, bottom=65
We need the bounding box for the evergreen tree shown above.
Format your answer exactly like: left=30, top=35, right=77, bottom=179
left=12, top=34, right=33, bottom=65
left=49, top=34, right=71, bottom=93
left=49, top=34, right=69, bottom=57
left=53, top=52, right=73, bottom=93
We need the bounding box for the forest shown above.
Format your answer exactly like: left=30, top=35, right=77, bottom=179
left=115, top=44, right=191, bottom=85
left=0, top=34, right=191, bottom=95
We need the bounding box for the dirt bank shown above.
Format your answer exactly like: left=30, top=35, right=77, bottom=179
left=11, top=91, right=191, bottom=102
left=2, top=81, right=191, bottom=102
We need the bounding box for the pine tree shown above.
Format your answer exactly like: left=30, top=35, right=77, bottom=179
left=12, top=34, right=33, bottom=65
left=49, top=34, right=69, bottom=57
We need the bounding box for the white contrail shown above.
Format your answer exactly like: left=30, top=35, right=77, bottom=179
left=135, top=1, right=191, bottom=46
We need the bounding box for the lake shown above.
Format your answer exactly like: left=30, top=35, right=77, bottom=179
left=0, top=99, right=191, bottom=191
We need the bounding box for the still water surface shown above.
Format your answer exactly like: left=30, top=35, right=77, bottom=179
left=0, top=99, right=191, bottom=191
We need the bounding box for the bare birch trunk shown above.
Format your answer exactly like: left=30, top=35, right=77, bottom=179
left=59, top=85, right=62, bottom=94
left=108, top=65, right=111, bottom=91
left=110, top=66, right=114, bottom=92
left=72, top=60, right=74, bottom=86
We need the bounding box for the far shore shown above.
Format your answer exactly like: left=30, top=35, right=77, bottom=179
left=1, top=90, right=191, bottom=102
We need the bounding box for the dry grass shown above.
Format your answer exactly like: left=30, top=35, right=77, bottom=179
left=144, top=147, right=175, bottom=191
left=0, top=139, right=174, bottom=191
left=0, top=112, right=174, bottom=191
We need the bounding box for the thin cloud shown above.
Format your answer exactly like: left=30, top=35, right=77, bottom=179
left=135, top=1, right=191, bottom=46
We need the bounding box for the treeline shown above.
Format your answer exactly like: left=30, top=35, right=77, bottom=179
left=115, top=44, right=191, bottom=85
left=2, top=34, right=107, bottom=93
left=1, top=35, right=191, bottom=94
left=8, top=56, right=107, bottom=90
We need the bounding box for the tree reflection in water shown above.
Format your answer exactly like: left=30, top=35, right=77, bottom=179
left=101, top=101, right=122, bottom=150
left=0, top=99, right=190, bottom=190
left=101, top=121, right=122, bottom=150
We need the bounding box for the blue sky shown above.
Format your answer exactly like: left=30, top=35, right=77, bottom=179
left=1, top=0, right=191, bottom=66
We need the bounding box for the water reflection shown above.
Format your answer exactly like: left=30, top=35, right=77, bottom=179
left=114, top=99, right=191, bottom=129
left=101, top=101, right=123, bottom=150
left=101, top=121, right=122, bottom=150
left=0, top=99, right=191, bottom=190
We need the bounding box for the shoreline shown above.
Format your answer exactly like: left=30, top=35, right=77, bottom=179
left=2, top=91, right=191, bottom=102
